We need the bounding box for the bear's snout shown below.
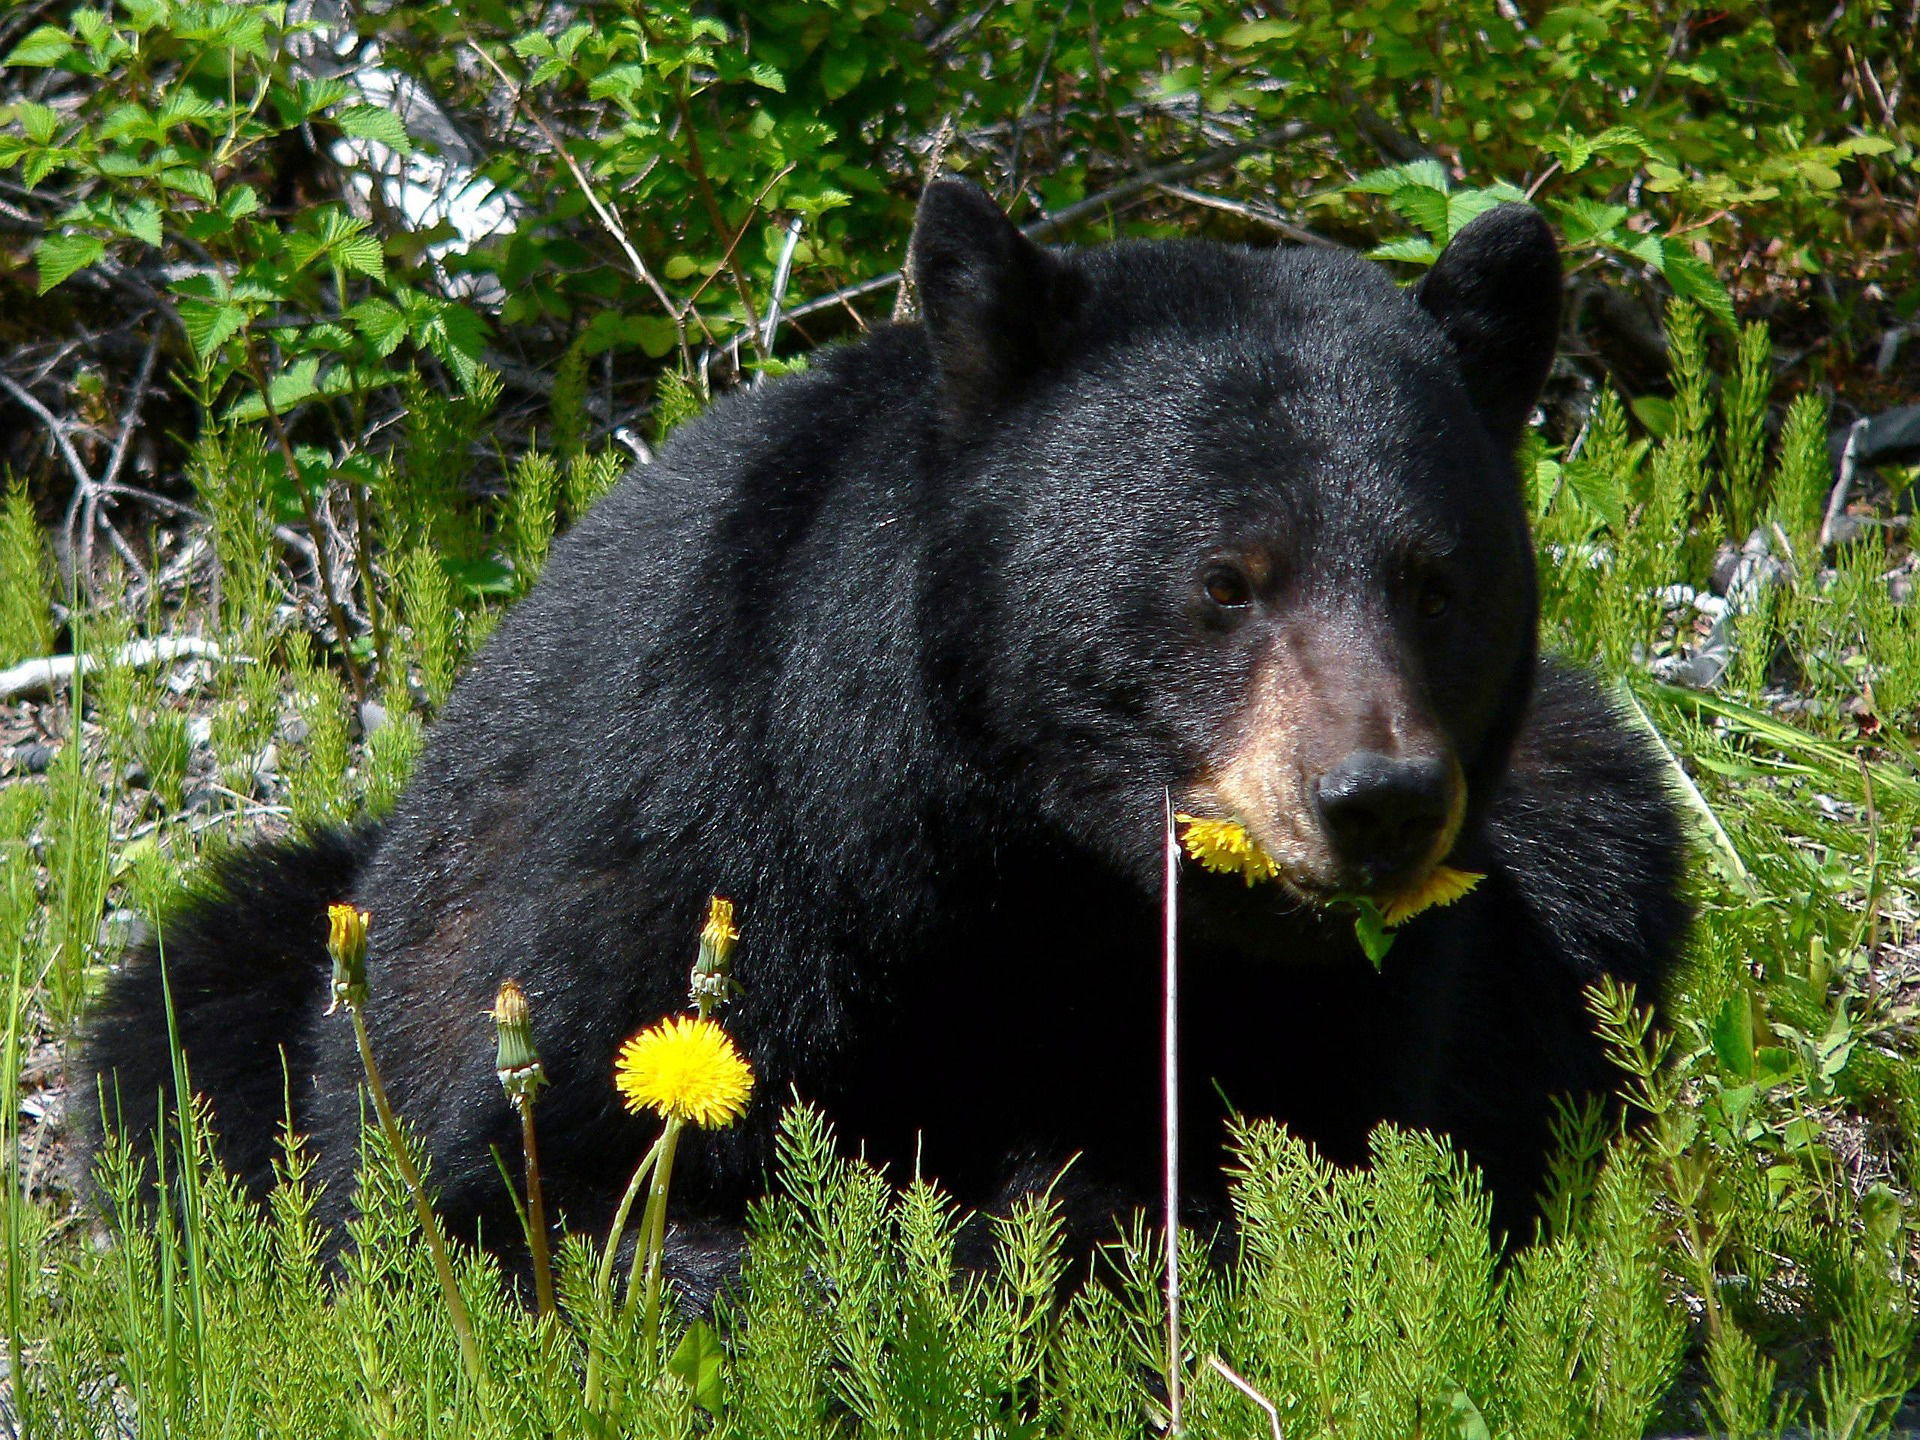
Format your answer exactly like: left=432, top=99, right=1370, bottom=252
left=1313, top=750, right=1458, bottom=892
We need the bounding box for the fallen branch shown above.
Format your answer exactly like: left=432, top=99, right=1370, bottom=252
left=0, top=637, right=231, bottom=703
left=1819, top=417, right=1868, bottom=552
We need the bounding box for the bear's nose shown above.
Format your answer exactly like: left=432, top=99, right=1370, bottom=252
left=1314, top=751, right=1452, bottom=884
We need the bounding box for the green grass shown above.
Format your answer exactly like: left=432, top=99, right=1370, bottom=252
left=2, top=305, right=1918, bottom=1435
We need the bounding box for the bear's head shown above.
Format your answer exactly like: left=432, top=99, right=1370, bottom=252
left=911, top=177, right=1560, bottom=916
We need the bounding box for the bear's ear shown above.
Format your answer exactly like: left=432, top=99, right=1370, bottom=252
left=1414, top=204, right=1562, bottom=449
left=909, top=175, right=1082, bottom=419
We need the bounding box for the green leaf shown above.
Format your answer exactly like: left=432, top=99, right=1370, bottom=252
left=291, top=77, right=350, bottom=119
left=1554, top=198, right=1628, bottom=245
left=1222, top=18, right=1298, bottom=44
left=1589, top=124, right=1650, bottom=154
left=35, top=232, right=104, bottom=292
left=290, top=209, right=386, bottom=282
left=96, top=103, right=156, bottom=145
left=1386, top=185, right=1452, bottom=242
left=668, top=1320, right=727, bottom=1414
left=348, top=298, right=406, bottom=356
left=4, top=26, right=74, bottom=66
left=1350, top=158, right=1452, bottom=197
left=1445, top=186, right=1520, bottom=237
left=336, top=232, right=385, bottom=281
left=230, top=355, right=324, bottom=421
left=442, top=554, right=515, bottom=597
left=178, top=297, right=248, bottom=358
left=1562, top=458, right=1626, bottom=530
left=22, top=148, right=69, bottom=187
left=588, top=64, right=652, bottom=101
left=1366, top=236, right=1439, bottom=266
left=579, top=310, right=678, bottom=358
left=1709, top=993, right=1754, bottom=1080
left=336, top=104, right=413, bottom=155
left=119, top=200, right=163, bottom=247
left=221, top=359, right=402, bottom=424
left=161, top=167, right=219, bottom=205
left=819, top=44, right=866, bottom=99
left=405, top=298, right=491, bottom=390
left=14, top=101, right=59, bottom=143
left=1611, top=230, right=1663, bottom=268
left=155, top=89, right=222, bottom=130
left=1661, top=245, right=1736, bottom=328
left=1352, top=903, right=1395, bottom=969
left=1750, top=1047, right=1795, bottom=1089
left=1447, top=1390, right=1491, bottom=1440
left=1543, top=132, right=1596, bottom=172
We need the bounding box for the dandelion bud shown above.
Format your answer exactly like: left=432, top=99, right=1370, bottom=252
left=325, top=903, right=369, bottom=1013
left=490, top=978, right=547, bottom=1102
left=691, top=895, right=740, bottom=1010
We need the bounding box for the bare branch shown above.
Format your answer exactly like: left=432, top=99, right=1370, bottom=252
left=467, top=40, right=687, bottom=357
left=0, top=369, right=96, bottom=496
left=783, top=124, right=1318, bottom=327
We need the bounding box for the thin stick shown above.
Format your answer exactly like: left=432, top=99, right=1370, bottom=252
left=1205, top=1355, right=1284, bottom=1440
left=676, top=89, right=767, bottom=362
left=1858, top=751, right=1881, bottom=960
left=1162, top=788, right=1183, bottom=1434
left=0, top=369, right=97, bottom=550
left=1153, top=183, right=1337, bottom=248
left=466, top=41, right=690, bottom=362
left=102, top=333, right=160, bottom=494
left=759, top=215, right=805, bottom=355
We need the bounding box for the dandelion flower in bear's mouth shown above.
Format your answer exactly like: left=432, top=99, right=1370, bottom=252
left=1378, top=864, right=1482, bottom=925
left=1175, top=814, right=1282, bottom=886
left=1175, top=813, right=1482, bottom=922
left=614, top=1015, right=755, bottom=1129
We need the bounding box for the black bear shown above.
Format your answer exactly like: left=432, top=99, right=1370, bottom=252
left=86, top=178, right=1686, bottom=1260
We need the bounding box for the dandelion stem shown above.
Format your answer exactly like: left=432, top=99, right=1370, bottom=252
left=630, top=1119, right=685, bottom=1363
left=347, top=1006, right=485, bottom=1389
left=585, top=1129, right=669, bottom=1412
left=517, top=1096, right=555, bottom=1319
left=596, top=1129, right=668, bottom=1301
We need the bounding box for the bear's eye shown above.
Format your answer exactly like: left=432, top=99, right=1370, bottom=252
left=1202, top=565, right=1253, bottom=610
left=1416, top=576, right=1451, bottom=619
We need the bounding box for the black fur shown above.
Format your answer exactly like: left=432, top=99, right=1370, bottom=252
left=86, top=825, right=378, bottom=1182
left=85, top=180, right=1686, bottom=1257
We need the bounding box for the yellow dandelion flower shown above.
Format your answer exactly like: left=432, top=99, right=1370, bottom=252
left=1176, top=814, right=1281, bottom=887
left=614, top=1015, right=755, bottom=1129
left=1379, top=866, right=1484, bottom=927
